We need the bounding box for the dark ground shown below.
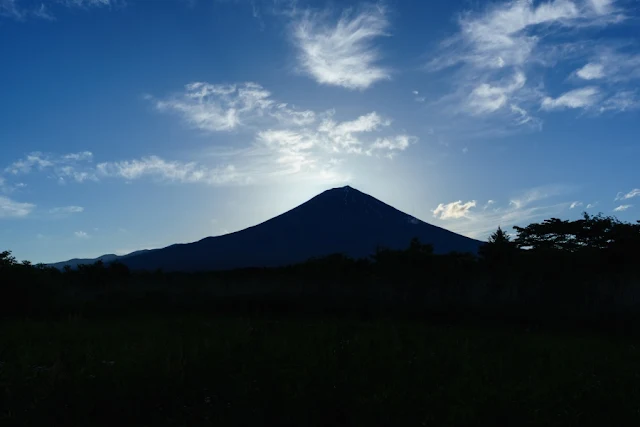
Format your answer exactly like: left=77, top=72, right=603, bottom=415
left=2, top=313, right=640, bottom=427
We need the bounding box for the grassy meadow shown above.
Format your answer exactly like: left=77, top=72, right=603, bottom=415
left=2, top=314, right=640, bottom=426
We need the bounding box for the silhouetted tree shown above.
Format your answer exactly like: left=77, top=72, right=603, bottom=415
left=480, top=227, right=517, bottom=263
left=0, top=250, right=17, bottom=270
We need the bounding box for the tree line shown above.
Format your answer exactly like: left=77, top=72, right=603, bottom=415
left=2, top=212, right=639, bottom=320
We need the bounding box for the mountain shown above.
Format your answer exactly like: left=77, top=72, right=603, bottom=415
left=48, top=250, right=154, bottom=270
left=48, top=254, right=119, bottom=270
left=50, top=186, right=484, bottom=272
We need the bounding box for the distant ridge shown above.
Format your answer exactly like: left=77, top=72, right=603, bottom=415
left=50, top=186, right=484, bottom=272
left=47, top=249, right=155, bottom=270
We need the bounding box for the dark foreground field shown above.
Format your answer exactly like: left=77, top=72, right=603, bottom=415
left=2, top=315, right=640, bottom=427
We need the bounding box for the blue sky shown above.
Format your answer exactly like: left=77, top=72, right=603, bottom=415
left=1, top=0, right=639, bottom=263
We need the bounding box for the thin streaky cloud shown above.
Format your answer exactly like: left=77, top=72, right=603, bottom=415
left=49, top=206, right=84, bottom=214
left=576, top=63, right=605, bottom=80
left=152, top=82, right=316, bottom=132
left=0, top=195, right=35, bottom=218
left=570, top=201, right=584, bottom=209
left=291, top=4, right=391, bottom=90
left=541, top=87, right=601, bottom=110
left=97, top=156, right=245, bottom=186
left=423, top=0, right=630, bottom=136
left=615, top=188, right=640, bottom=200
left=613, top=204, right=632, bottom=212
left=599, top=91, right=640, bottom=113
left=574, top=47, right=640, bottom=83
left=1, top=0, right=119, bottom=21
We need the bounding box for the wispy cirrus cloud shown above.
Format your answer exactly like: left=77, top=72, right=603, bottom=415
left=291, top=4, right=391, bottom=90
left=615, top=188, right=640, bottom=201
left=252, top=110, right=415, bottom=177
left=574, top=47, right=640, bottom=83
left=613, top=204, right=632, bottom=212
left=149, top=80, right=417, bottom=184
left=368, top=135, right=416, bottom=158
left=570, top=201, right=584, bottom=209
left=74, top=230, right=90, bottom=238
left=1, top=0, right=118, bottom=21
left=0, top=195, right=35, bottom=218
left=96, top=156, right=245, bottom=185
left=576, top=63, right=605, bottom=80
left=424, top=0, right=631, bottom=138
left=541, top=87, right=601, bottom=110
left=5, top=151, right=97, bottom=183
left=466, top=71, right=527, bottom=115
left=151, top=82, right=316, bottom=132
left=7, top=80, right=416, bottom=191
left=49, top=206, right=85, bottom=215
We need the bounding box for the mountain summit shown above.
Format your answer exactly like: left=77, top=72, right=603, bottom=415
left=52, top=186, right=484, bottom=272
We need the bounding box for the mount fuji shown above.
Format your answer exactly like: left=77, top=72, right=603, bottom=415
left=50, top=186, right=484, bottom=272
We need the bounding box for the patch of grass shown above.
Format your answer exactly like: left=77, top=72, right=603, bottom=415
left=2, top=315, right=640, bottom=426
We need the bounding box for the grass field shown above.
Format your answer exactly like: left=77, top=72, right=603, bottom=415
left=2, top=314, right=640, bottom=426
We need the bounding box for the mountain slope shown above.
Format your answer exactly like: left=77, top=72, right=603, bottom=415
left=48, top=250, right=155, bottom=270
left=110, top=185, right=484, bottom=272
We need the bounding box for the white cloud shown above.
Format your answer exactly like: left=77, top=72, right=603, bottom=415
left=49, top=206, right=84, bottom=214
left=428, top=0, right=611, bottom=73
left=541, top=87, right=601, bottom=110
left=153, top=82, right=316, bottom=132
left=2, top=0, right=117, bottom=21
left=599, top=91, right=640, bottom=113
left=367, top=135, right=416, bottom=158
left=0, top=195, right=35, bottom=218
left=63, top=151, right=93, bottom=162
left=5, top=152, right=54, bottom=174
left=257, top=129, right=316, bottom=152
left=436, top=185, right=576, bottom=239
left=613, top=204, right=632, bottom=212
left=570, top=201, right=583, bottom=209
left=483, top=200, right=495, bottom=210
left=62, top=0, right=112, bottom=6
left=318, top=111, right=391, bottom=152
left=254, top=110, right=413, bottom=169
left=152, top=81, right=416, bottom=178
left=467, top=71, right=526, bottom=114
left=292, top=5, right=390, bottom=90
left=97, top=156, right=244, bottom=185
left=33, top=3, right=55, bottom=20
left=509, top=104, right=540, bottom=126
left=508, top=184, right=573, bottom=209
left=588, top=0, right=616, bottom=15
left=424, top=0, right=628, bottom=133
left=1, top=0, right=24, bottom=19
left=575, top=48, right=640, bottom=84
left=576, top=63, right=605, bottom=80
left=4, top=151, right=95, bottom=182
left=74, top=231, right=90, bottom=238
left=11, top=82, right=415, bottom=190
left=615, top=188, right=640, bottom=201
left=432, top=200, right=477, bottom=220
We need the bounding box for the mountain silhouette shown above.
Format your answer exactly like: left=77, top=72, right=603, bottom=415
left=51, top=186, right=484, bottom=272
left=47, top=249, right=155, bottom=270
